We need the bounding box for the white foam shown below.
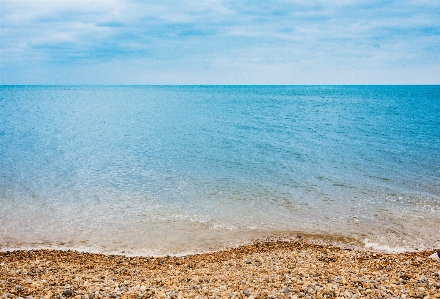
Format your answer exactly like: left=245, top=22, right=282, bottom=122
left=363, top=239, right=408, bottom=253
left=428, top=251, right=440, bottom=260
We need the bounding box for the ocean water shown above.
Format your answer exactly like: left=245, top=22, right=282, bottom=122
left=0, top=85, right=439, bottom=255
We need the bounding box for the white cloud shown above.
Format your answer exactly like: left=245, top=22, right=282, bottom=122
left=1, top=0, right=439, bottom=84
left=1, top=0, right=125, bottom=24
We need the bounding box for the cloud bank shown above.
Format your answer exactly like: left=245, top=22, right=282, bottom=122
left=1, top=0, right=439, bottom=84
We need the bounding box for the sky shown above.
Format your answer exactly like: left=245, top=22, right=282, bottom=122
left=1, top=0, right=440, bottom=84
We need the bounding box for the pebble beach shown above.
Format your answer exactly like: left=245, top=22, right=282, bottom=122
left=1, top=240, right=439, bottom=299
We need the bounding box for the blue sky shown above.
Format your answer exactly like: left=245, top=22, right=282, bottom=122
left=1, top=0, right=440, bottom=84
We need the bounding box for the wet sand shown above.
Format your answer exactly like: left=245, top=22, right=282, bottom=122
left=1, top=240, right=439, bottom=299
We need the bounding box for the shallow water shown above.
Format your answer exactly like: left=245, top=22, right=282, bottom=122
left=0, top=85, right=439, bottom=255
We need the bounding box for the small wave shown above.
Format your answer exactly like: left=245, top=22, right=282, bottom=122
left=363, top=239, right=408, bottom=253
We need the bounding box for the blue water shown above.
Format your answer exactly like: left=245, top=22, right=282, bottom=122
left=0, top=85, right=439, bottom=254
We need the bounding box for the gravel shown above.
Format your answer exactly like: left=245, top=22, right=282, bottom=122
left=1, top=240, right=439, bottom=298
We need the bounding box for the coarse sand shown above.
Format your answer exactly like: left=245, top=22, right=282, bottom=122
left=1, top=240, right=439, bottom=299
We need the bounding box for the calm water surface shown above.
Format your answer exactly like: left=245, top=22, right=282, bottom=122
left=0, top=85, right=439, bottom=255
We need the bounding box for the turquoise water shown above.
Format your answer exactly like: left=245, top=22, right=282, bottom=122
left=0, top=85, right=439, bottom=254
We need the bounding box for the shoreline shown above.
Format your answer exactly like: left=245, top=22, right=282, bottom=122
left=0, top=232, right=424, bottom=258
left=1, top=240, right=439, bottom=298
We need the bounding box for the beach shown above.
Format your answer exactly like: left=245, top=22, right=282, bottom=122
left=2, top=0, right=440, bottom=294
left=1, top=239, right=439, bottom=299
left=1, top=86, right=439, bottom=298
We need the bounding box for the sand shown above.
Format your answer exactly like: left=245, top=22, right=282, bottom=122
left=1, top=240, right=439, bottom=299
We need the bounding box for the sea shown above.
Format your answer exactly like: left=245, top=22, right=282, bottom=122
left=0, top=85, right=439, bottom=255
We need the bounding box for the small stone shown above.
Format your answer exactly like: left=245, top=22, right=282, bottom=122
left=88, top=294, right=94, bottom=299
left=63, top=289, right=73, bottom=296
left=283, top=287, right=290, bottom=294
left=243, top=289, right=251, bottom=296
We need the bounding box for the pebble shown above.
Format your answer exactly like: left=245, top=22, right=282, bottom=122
left=1, top=240, right=439, bottom=298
